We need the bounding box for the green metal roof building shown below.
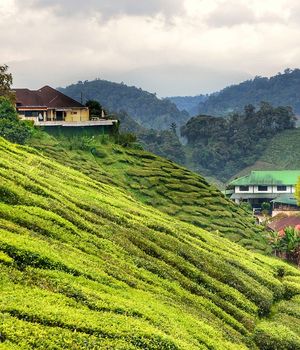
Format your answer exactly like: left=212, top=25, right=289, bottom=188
left=230, top=170, right=300, bottom=186
left=271, top=194, right=298, bottom=206
left=228, top=170, right=300, bottom=210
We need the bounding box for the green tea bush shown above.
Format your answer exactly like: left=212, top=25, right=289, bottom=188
left=0, top=137, right=300, bottom=349
left=29, top=132, right=270, bottom=251
left=91, top=147, right=107, bottom=158
left=254, top=322, right=300, bottom=350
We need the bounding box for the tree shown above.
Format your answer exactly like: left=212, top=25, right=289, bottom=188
left=181, top=103, right=296, bottom=181
left=0, top=97, right=33, bottom=144
left=244, top=104, right=255, bottom=118
left=0, top=65, right=15, bottom=103
left=261, top=202, right=271, bottom=222
left=170, top=122, right=177, bottom=135
left=85, top=100, right=104, bottom=119
left=268, top=226, right=300, bottom=266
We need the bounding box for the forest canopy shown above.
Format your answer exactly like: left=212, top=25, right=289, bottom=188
left=198, top=68, right=300, bottom=117
left=181, top=102, right=296, bottom=181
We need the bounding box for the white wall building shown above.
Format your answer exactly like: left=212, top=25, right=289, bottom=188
left=228, top=170, right=300, bottom=211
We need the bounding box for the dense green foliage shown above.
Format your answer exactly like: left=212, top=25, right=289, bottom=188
left=117, top=111, right=186, bottom=164
left=230, top=128, right=300, bottom=180
left=59, top=79, right=189, bottom=130
left=0, top=65, right=15, bottom=103
left=138, top=128, right=186, bottom=164
left=29, top=131, right=267, bottom=252
left=166, top=95, right=207, bottom=116
left=0, top=98, right=33, bottom=144
left=1, top=137, right=300, bottom=349
left=85, top=99, right=105, bottom=119
left=268, top=226, right=300, bottom=266
left=181, top=103, right=296, bottom=181
left=198, top=68, right=300, bottom=116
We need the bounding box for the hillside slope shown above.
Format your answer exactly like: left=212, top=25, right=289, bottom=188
left=29, top=132, right=267, bottom=252
left=231, top=128, right=300, bottom=179
left=59, top=80, right=189, bottom=130
left=1, top=137, right=300, bottom=349
left=198, top=69, right=300, bottom=116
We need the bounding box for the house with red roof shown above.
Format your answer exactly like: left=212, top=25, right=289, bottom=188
left=268, top=216, right=300, bottom=233
left=13, top=86, right=117, bottom=128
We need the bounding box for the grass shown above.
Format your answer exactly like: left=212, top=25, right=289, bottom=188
left=28, top=131, right=269, bottom=253
left=0, top=136, right=300, bottom=348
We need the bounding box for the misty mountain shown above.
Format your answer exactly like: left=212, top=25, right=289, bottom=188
left=197, top=68, right=300, bottom=116
left=59, top=79, right=189, bottom=130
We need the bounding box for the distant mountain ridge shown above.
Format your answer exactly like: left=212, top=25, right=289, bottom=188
left=59, top=79, right=189, bottom=130
left=166, top=95, right=207, bottom=116
left=197, top=68, right=300, bottom=116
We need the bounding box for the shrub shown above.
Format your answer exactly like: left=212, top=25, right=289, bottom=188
left=0, top=98, right=33, bottom=144
left=91, top=148, right=107, bottom=158
left=115, top=132, right=138, bottom=147
left=254, top=322, right=300, bottom=349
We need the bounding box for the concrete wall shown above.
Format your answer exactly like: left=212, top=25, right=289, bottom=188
left=65, top=108, right=89, bottom=122
left=272, top=209, right=300, bottom=217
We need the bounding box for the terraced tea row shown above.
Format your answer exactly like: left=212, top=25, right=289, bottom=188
left=1, top=137, right=300, bottom=349
left=30, top=133, right=267, bottom=252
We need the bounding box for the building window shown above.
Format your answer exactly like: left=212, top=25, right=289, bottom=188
left=239, top=185, right=249, bottom=192
left=258, top=185, right=268, bottom=192
left=277, top=185, right=287, bottom=191
left=71, top=111, right=78, bottom=115
left=24, top=111, right=40, bottom=117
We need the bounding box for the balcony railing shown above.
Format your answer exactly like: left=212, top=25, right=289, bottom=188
left=35, top=119, right=118, bottom=127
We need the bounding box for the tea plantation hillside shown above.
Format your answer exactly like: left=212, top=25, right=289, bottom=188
left=1, top=137, right=300, bottom=349
left=29, top=133, right=267, bottom=252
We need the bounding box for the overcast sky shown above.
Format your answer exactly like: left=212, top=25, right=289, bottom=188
left=1, top=0, right=300, bottom=96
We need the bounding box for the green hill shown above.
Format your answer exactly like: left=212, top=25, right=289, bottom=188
left=231, top=128, right=300, bottom=179
left=1, top=137, right=300, bottom=349
left=29, top=132, right=267, bottom=252
left=2, top=135, right=300, bottom=349
left=59, top=80, right=189, bottom=130
left=181, top=104, right=296, bottom=182
left=198, top=69, right=300, bottom=116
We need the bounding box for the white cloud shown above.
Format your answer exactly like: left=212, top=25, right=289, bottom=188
left=1, top=0, right=300, bottom=96
left=16, top=0, right=184, bottom=19
left=206, top=1, right=256, bottom=27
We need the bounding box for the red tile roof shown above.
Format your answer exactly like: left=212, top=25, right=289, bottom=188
left=268, top=216, right=300, bottom=232
left=14, top=86, right=84, bottom=109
